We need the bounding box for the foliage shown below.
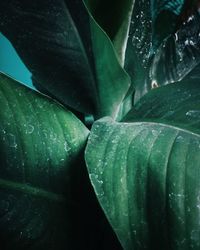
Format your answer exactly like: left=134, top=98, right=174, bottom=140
left=0, top=0, right=200, bottom=249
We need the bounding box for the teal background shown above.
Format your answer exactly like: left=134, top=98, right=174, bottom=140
left=0, top=32, right=33, bottom=88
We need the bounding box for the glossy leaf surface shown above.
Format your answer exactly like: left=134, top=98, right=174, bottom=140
left=150, top=8, right=200, bottom=88
left=0, top=73, right=123, bottom=250
left=87, top=16, right=131, bottom=119
left=0, top=0, right=130, bottom=118
left=0, top=72, right=88, bottom=249
left=124, top=79, right=200, bottom=133
left=86, top=82, right=200, bottom=249
left=124, top=0, right=185, bottom=102
left=151, top=0, right=184, bottom=49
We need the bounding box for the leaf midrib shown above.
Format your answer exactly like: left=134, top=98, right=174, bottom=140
left=0, top=178, right=66, bottom=203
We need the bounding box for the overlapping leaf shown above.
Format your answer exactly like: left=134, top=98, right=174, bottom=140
left=151, top=0, right=184, bottom=49
left=125, top=0, right=186, bottom=102
left=85, top=0, right=135, bottom=65
left=0, top=0, right=130, bottom=118
left=0, top=72, right=122, bottom=250
left=150, top=7, right=200, bottom=87
left=86, top=81, right=200, bottom=250
left=124, top=79, right=200, bottom=133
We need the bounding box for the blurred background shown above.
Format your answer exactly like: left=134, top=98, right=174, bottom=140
left=0, top=32, right=33, bottom=89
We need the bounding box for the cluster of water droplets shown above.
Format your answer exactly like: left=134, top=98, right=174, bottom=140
left=130, top=1, right=152, bottom=68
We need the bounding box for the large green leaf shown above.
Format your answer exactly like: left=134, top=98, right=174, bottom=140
left=85, top=0, right=134, bottom=65
left=0, top=72, right=122, bottom=250
left=123, top=0, right=152, bottom=103
left=150, top=6, right=200, bottom=88
left=87, top=15, right=131, bottom=119
left=0, top=0, right=130, bottom=118
left=84, top=0, right=135, bottom=119
left=151, top=0, right=184, bottom=49
left=124, top=0, right=185, bottom=102
left=123, top=79, right=200, bottom=132
left=85, top=82, right=200, bottom=249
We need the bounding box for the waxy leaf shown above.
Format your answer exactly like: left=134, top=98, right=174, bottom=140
left=0, top=73, right=122, bottom=250
left=124, top=0, right=152, bottom=103
left=124, top=0, right=186, bottom=102
left=150, top=8, right=200, bottom=88
left=85, top=82, right=200, bottom=249
left=124, top=79, right=200, bottom=133
left=151, top=0, right=184, bottom=49
left=88, top=17, right=131, bottom=119
left=0, top=0, right=130, bottom=118
left=0, top=72, right=88, bottom=249
left=85, top=0, right=135, bottom=65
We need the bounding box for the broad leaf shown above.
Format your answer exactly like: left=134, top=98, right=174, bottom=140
left=0, top=0, right=130, bottom=118
left=85, top=82, right=200, bottom=249
left=124, top=0, right=152, bottom=103
left=124, top=0, right=185, bottom=102
left=151, top=0, right=184, bottom=49
left=84, top=0, right=135, bottom=119
left=87, top=15, right=131, bottom=119
left=150, top=7, right=200, bottom=88
left=85, top=0, right=135, bottom=65
left=0, top=72, right=122, bottom=250
left=123, top=79, right=200, bottom=133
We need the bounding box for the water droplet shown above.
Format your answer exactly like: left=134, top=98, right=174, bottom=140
left=26, top=124, right=34, bottom=134
left=89, top=173, right=104, bottom=198
left=64, top=141, right=71, bottom=153
left=186, top=110, right=200, bottom=118
left=191, top=230, right=199, bottom=241
left=7, top=133, right=17, bottom=148
left=152, top=130, right=159, bottom=136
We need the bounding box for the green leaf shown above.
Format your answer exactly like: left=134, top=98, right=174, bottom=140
left=87, top=13, right=131, bottom=119
left=123, top=79, right=200, bottom=133
left=0, top=0, right=130, bottom=118
left=85, top=0, right=134, bottom=65
left=151, top=0, right=184, bottom=49
left=124, top=0, right=185, bottom=102
left=124, top=0, right=152, bottom=102
left=0, top=72, right=122, bottom=250
left=85, top=82, right=200, bottom=249
left=150, top=8, right=200, bottom=88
